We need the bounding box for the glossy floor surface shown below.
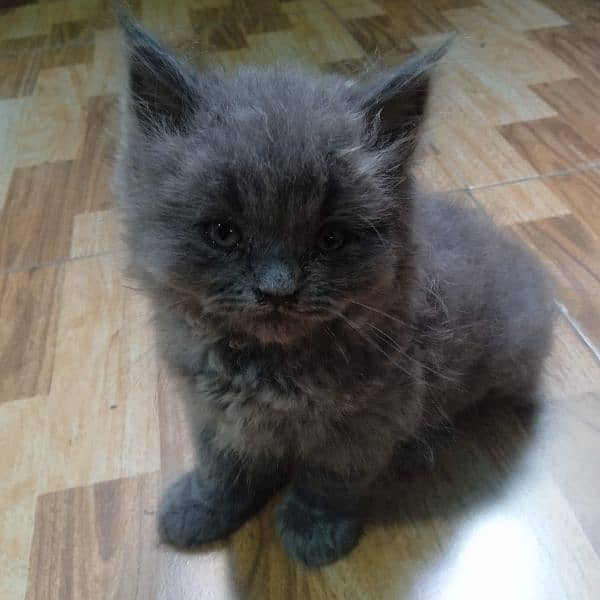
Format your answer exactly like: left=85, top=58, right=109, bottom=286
left=1, top=0, right=600, bottom=598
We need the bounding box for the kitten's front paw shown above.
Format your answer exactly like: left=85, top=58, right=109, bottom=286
left=159, top=471, right=262, bottom=547
left=277, top=491, right=362, bottom=567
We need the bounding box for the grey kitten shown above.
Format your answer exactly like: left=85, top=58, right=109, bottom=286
left=114, top=14, right=554, bottom=566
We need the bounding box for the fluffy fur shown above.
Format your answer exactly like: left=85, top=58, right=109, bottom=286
left=114, top=14, right=554, bottom=566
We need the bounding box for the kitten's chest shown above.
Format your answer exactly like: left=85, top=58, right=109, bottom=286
left=197, top=343, right=354, bottom=411
left=188, top=339, right=391, bottom=454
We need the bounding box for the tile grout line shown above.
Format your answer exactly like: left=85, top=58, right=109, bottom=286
left=466, top=160, right=600, bottom=192
left=420, top=157, right=600, bottom=197
left=0, top=251, right=115, bottom=275
left=556, top=301, right=600, bottom=365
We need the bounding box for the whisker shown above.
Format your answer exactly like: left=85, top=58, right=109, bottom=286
left=347, top=299, right=408, bottom=326
left=326, top=308, right=414, bottom=379
left=325, top=325, right=351, bottom=365
left=346, top=299, right=461, bottom=384
left=366, top=323, right=457, bottom=385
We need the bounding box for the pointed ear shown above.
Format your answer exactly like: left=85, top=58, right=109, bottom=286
left=116, top=7, right=200, bottom=133
left=354, top=40, right=451, bottom=155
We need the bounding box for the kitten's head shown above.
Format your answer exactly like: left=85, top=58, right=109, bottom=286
left=115, top=15, right=447, bottom=345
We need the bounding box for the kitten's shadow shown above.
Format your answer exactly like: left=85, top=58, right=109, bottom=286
left=368, top=401, right=541, bottom=526
left=226, top=401, right=543, bottom=599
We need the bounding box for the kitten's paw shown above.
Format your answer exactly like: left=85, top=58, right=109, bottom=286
left=277, top=491, right=362, bottom=567
left=159, top=471, right=262, bottom=547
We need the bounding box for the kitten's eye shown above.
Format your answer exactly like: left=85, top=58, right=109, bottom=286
left=318, top=226, right=346, bottom=252
left=207, top=221, right=241, bottom=249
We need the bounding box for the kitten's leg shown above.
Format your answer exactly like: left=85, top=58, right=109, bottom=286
left=159, top=433, right=286, bottom=547
left=277, top=470, right=370, bottom=566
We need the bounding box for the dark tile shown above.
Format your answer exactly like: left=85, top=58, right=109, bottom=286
left=0, top=51, right=41, bottom=99
left=0, top=265, right=63, bottom=401
left=26, top=474, right=159, bottom=600
left=500, top=116, right=600, bottom=174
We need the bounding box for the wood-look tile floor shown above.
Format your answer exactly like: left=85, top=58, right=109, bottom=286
left=1, top=0, right=599, bottom=598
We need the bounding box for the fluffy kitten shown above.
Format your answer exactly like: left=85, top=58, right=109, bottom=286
left=114, top=14, right=554, bottom=566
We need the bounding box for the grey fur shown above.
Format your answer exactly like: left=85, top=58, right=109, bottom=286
left=114, top=15, right=554, bottom=566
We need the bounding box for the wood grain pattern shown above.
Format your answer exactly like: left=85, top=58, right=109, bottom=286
left=542, top=0, right=600, bottom=35
left=48, top=19, right=93, bottom=46
left=514, top=213, right=600, bottom=356
left=26, top=473, right=159, bottom=600
left=156, top=371, right=196, bottom=488
left=426, top=116, right=539, bottom=189
left=0, top=162, right=76, bottom=269
left=24, top=401, right=600, bottom=600
left=545, top=390, right=600, bottom=554
left=85, top=29, right=123, bottom=97
left=0, top=396, right=47, bottom=600
left=478, top=0, right=568, bottom=31
left=15, top=64, right=88, bottom=168
left=42, top=253, right=161, bottom=493
left=0, top=97, right=26, bottom=211
left=0, top=51, right=41, bottom=100
left=70, top=210, right=118, bottom=258
left=344, top=15, right=417, bottom=55
left=1, top=0, right=600, bottom=598
left=39, top=43, right=93, bottom=70
left=72, top=94, right=118, bottom=214
left=500, top=115, right=600, bottom=174
left=0, top=266, right=63, bottom=401
left=544, top=169, right=600, bottom=233
left=541, top=313, right=600, bottom=399
left=528, top=25, right=600, bottom=84
left=471, top=178, right=569, bottom=225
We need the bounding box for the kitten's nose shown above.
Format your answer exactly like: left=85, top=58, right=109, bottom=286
left=254, top=259, right=299, bottom=303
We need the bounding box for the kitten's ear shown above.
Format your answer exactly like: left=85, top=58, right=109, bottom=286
left=116, top=6, right=199, bottom=133
left=354, top=40, right=451, bottom=155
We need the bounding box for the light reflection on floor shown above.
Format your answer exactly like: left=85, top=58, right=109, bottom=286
left=415, top=513, right=541, bottom=600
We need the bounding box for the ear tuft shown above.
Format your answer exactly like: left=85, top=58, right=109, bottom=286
left=115, top=3, right=199, bottom=134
